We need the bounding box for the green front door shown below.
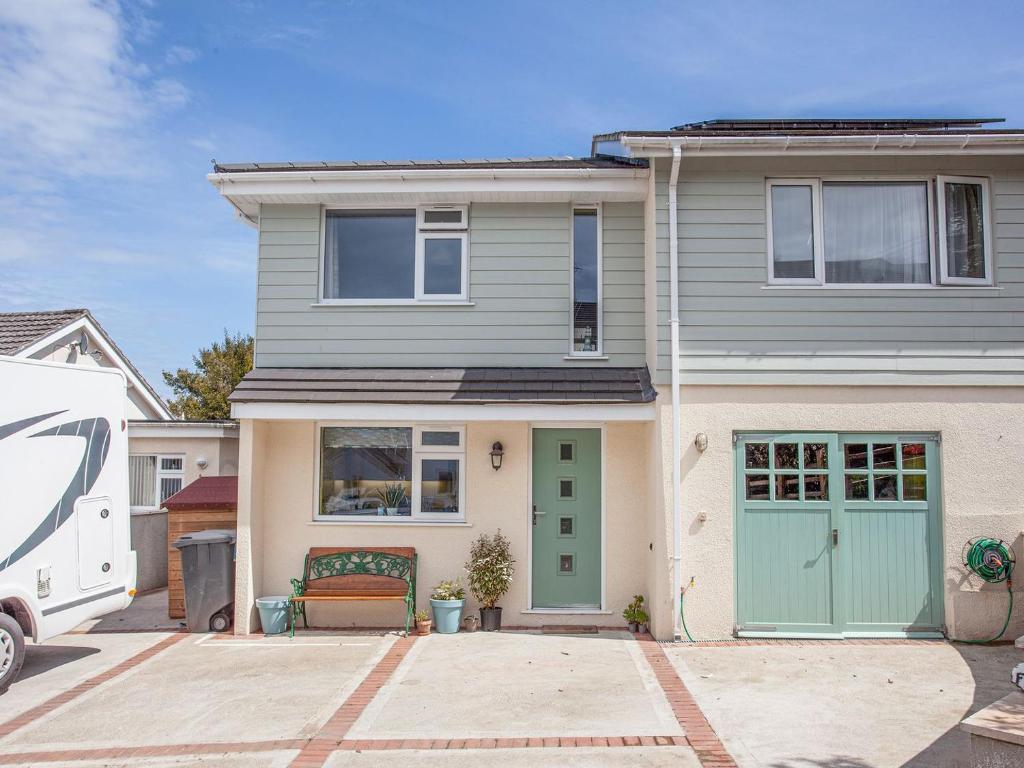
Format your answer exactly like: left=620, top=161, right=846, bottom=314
left=532, top=428, right=601, bottom=608
left=735, top=433, right=943, bottom=637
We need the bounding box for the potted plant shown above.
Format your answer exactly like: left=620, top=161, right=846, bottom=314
left=375, top=482, right=406, bottom=516
left=414, top=609, right=432, bottom=636
left=465, top=530, right=515, bottom=632
left=623, top=594, right=649, bottom=634
left=429, top=579, right=466, bottom=634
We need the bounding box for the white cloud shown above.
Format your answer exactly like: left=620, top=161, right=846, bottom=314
left=165, top=44, right=198, bottom=65
left=0, top=0, right=188, bottom=177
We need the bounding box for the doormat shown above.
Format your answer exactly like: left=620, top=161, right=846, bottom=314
left=541, top=625, right=599, bottom=634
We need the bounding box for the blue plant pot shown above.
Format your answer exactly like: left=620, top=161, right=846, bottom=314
left=430, top=599, right=465, bottom=634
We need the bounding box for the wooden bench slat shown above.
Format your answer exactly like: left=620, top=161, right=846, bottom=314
left=291, top=596, right=406, bottom=602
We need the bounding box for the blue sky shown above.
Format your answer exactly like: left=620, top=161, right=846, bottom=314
left=1, top=0, right=1022, bottom=397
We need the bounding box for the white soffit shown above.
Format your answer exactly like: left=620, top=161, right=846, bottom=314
left=231, top=401, right=656, bottom=422
left=620, top=133, right=1024, bottom=157
left=208, top=168, right=650, bottom=221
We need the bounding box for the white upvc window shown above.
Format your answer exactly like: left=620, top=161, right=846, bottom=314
left=129, top=454, right=184, bottom=510
left=766, top=176, right=994, bottom=287
left=320, top=205, right=469, bottom=304
left=569, top=204, right=603, bottom=356
left=937, top=176, right=993, bottom=285
left=316, top=424, right=466, bottom=522
left=766, top=179, right=824, bottom=285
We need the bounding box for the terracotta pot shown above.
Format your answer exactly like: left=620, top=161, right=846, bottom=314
left=415, top=619, right=432, bottom=636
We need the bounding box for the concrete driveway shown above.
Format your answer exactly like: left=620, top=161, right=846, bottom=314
left=664, top=641, right=1023, bottom=768
left=0, top=628, right=705, bottom=768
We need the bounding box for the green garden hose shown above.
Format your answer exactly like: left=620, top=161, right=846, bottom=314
left=953, top=537, right=1015, bottom=645
left=680, top=579, right=695, bottom=642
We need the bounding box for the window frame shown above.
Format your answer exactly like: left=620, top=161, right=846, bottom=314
left=764, top=175, right=997, bottom=288
left=129, top=453, right=185, bottom=511
left=568, top=203, right=604, bottom=357
left=314, top=423, right=467, bottom=523
left=936, top=175, right=994, bottom=286
left=318, top=204, right=470, bottom=305
left=766, top=178, right=825, bottom=286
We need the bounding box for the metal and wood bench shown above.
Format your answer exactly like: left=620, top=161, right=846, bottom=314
left=289, top=547, right=416, bottom=637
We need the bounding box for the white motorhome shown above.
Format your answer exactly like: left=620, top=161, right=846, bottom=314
left=0, top=356, right=136, bottom=693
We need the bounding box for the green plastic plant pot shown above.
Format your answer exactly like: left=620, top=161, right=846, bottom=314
left=430, top=599, right=465, bottom=634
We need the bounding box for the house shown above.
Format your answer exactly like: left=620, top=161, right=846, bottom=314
left=210, top=118, right=1024, bottom=641
left=0, top=309, right=239, bottom=592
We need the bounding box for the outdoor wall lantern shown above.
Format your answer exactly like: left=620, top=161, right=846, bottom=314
left=196, top=456, right=209, bottom=470
left=490, top=441, right=505, bottom=471
left=694, top=432, right=708, bottom=453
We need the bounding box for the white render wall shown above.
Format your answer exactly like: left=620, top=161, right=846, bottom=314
left=671, top=384, right=1024, bottom=641
left=233, top=419, right=657, bottom=634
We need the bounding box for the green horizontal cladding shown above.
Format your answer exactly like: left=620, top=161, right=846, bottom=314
left=653, top=156, right=1024, bottom=385
left=254, top=202, right=646, bottom=369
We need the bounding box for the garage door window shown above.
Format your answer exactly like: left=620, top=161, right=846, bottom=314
left=844, top=440, right=928, bottom=501
left=744, top=440, right=829, bottom=502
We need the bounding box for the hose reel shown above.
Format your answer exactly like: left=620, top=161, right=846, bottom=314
left=953, top=537, right=1015, bottom=644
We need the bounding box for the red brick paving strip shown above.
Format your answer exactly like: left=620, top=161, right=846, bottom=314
left=0, top=632, right=189, bottom=740
left=287, top=633, right=418, bottom=767
left=638, top=634, right=738, bottom=768
left=0, top=736, right=691, bottom=764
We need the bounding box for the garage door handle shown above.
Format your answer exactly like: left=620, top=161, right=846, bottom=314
left=832, top=529, right=839, bottom=547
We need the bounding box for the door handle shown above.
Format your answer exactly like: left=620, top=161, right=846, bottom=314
left=832, top=529, right=839, bottom=547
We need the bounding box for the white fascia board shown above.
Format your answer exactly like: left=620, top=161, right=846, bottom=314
left=207, top=167, right=649, bottom=219
left=127, top=422, right=240, bottom=439
left=621, top=133, right=1024, bottom=157
left=230, top=401, right=655, bottom=422
left=18, top=316, right=173, bottom=420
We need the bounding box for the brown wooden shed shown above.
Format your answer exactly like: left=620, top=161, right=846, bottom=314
left=162, top=475, right=238, bottom=619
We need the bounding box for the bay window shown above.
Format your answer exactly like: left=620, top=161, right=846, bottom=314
left=767, top=176, right=992, bottom=286
left=322, top=206, right=468, bottom=302
left=318, top=425, right=465, bottom=521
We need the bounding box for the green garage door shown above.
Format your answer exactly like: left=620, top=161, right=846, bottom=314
left=735, top=433, right=943, bottom=638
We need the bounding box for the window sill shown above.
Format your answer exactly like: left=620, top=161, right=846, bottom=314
left=308, top=519, right=471, bottom=527
left=520, top=608, right=612, bottom=615
left=564, top=355, right=609, bottom=361
left=310, top=301, right=475, bottom=308
left=762, top=284, right=1001, bottom=292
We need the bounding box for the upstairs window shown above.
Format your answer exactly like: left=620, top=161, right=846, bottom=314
left=571, top=206, right=602, bottom=355
left=938, top=176, right=993, bottom=285
left=322, top=206, right=468, bottom=302
left=767, top=177, right=993, bottom=287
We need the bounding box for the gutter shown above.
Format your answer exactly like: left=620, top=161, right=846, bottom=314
left=621, top=132, right=1024, bottom=157
left=206, top=166, right=649, bottom=185
left=667, top=145, right=683, bottom=640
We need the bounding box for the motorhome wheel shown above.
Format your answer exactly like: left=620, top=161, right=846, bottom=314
left=0, top=613, right=26, bottom=694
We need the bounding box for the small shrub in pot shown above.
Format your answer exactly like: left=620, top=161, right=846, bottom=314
left=414, top=609, right=432, bottom=636
left=465, top=530, right=515, bottom=631
left=623, top=594, right=649, bottom=634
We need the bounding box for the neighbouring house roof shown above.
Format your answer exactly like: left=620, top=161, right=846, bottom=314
left=211, top=156, right=646, bottom=173
left=0, top=308, right=171, bottom=420
left=162, top=475, right=238, bottom=511
left=0, top=308, right=89, bottom=355
left=229, top=367, right=657, bottom=405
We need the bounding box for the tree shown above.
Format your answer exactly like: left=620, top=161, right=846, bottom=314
left=162, top=331, right=253, bottom=420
